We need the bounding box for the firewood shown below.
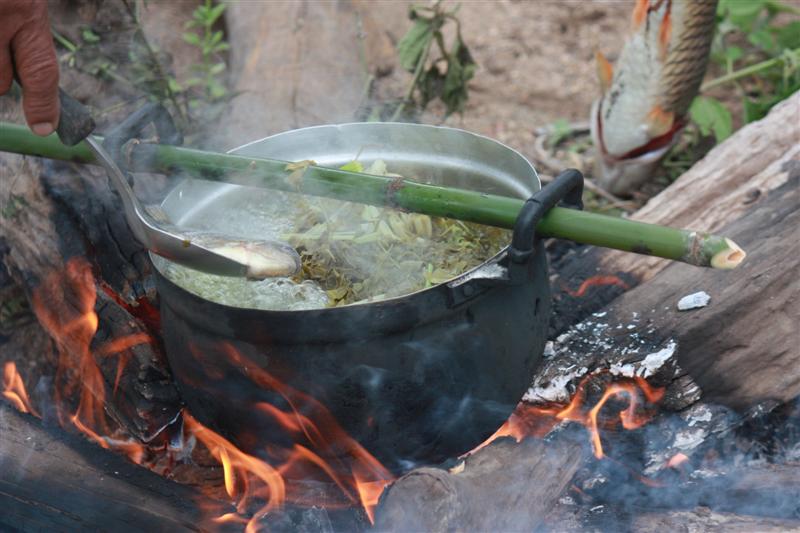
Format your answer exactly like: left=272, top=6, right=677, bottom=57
left=374, top=436, right=584, bottom=532
left=0, top=404, right=212, bottom=532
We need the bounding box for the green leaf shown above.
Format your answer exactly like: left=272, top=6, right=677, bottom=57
left=748, top=28, right=776, bottom=52
left=419, top=65, right=445, bottom=108
left=208, top=3, right=226, bottom=24
left=167, top=77, right=183, bottom=92
left=209, top=80, right=227, bottom=99
left=183, top=32, right=201, bottom=46
left=209, top=62, right=226, bottom=75
left=718, top=0, right=766, bottom=30
left=339, top=161, right=364, bottom=172
left=213, top=42, right=231, bottom=53
left=724, top=45, right=743, bottom=63
left=442, top=36, right=476, bottom=115
left=397, top=19, right=434, bottom=72
left=81, top=28, right=100, bottom=43
left=547, top=119, right=573, bottom=149
left=210, top=30, right=223, bottom=47
left=689, top=96, right=733, bottom=142
left=777, top=21, right=800, bottom=50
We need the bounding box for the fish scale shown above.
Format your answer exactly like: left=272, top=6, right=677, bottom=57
left=591, top=0, right=718, bottom=196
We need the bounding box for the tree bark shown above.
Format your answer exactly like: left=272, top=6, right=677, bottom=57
left=221, top=0, right=400, bottom=148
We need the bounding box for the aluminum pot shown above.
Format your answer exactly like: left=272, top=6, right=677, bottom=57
left=152, top=123, right=583, bottom=472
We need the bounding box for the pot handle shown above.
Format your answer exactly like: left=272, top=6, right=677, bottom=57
left=508, top=168, right=584, bottom=269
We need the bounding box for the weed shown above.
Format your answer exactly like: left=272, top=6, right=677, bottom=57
left=692, top=0, right=800, bottom=141
left=181, top=0, right=230, bottom=106
left=367, top=1, right=476, bottom=122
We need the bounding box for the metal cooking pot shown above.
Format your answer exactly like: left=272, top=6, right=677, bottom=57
left=152, top=123, right=583, bottom=472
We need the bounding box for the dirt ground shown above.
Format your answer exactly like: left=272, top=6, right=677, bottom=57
left=375, top=0, right=633, bottom=167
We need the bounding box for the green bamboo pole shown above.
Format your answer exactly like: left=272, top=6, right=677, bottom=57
left=0, top=122, right=744, bottom=269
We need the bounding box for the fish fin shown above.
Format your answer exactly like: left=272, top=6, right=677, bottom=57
left=595, top=52, right=614, bottom=93
left=631, top=0, right=650, bottom=30
left=645, top=106, right=675, bottom=137
left=658, top=7, right=672, bottom=58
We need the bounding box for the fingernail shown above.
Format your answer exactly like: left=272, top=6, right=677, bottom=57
left=32, top=122, right=55, bottom=136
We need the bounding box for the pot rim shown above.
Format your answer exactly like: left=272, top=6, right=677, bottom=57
left=151, top=122, right=540, bottom=313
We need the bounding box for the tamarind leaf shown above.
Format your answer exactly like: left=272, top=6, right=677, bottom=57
left=397, top=18, right=435, bottom=72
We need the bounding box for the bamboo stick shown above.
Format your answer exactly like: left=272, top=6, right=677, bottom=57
left=0, top=122, right=744, bottom=269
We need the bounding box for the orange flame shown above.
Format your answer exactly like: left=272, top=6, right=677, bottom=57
left=7, top=256, right=395, bottom=527
left=564, top=275, right=630, bottom=297
left=25, top=258, right=151, bottom=465
left=476, top=373, right=664, bottom=460
left=201, top=343, right=395, bottom=524
left=184, top=410, right=286, bottom=530
left=2, top=361, right=39, bottom=416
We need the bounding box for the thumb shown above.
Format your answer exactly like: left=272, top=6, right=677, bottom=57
left=12, top=21, right=60, bottom=136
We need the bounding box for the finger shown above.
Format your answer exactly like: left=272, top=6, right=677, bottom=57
left=12, top=22, right=60, bottom=136
left=0, top=44, right=11, bottom=95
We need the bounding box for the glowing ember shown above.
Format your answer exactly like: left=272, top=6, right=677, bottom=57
left=475, top=373, right=664, bottom=460
left=563, top=275, right=630, bottom=297
left=2, top=361, right=38, bottom=416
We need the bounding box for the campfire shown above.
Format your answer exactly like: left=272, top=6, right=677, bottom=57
left=1, top=1, right=799, bottom=532
left=0, top=258, right=672, bottom=529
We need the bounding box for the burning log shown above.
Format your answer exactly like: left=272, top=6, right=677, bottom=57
left=374, top=436, right=584, bottom=532
left=0, top=404, right=210, bottom=531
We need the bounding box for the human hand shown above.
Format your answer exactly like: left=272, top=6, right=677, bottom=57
left=0, top=0, right=59, bottom=136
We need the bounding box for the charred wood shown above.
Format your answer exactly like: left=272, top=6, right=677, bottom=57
left=534, top=157, right=799, bottom=412
left=0, top=404, right=213, bottom=532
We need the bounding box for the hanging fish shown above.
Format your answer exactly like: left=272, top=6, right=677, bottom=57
left=591, top=0, right=718, bottom=196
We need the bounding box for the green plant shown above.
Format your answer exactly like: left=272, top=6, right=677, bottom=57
left=182, top=0, right=230, bottom=105
left=390, top=1, right=476, bottom=121
left=690, top=0, right=800, bottom=142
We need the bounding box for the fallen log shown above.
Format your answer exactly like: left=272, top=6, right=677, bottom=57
left=0, top=404, right=209, bottom=532
left=534, top=168, right=799, bottom=411
left=374, top=436, right=584, bottom=532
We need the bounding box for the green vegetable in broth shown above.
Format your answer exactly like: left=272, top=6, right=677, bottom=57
left=284, top=160, right=510, bottom=306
